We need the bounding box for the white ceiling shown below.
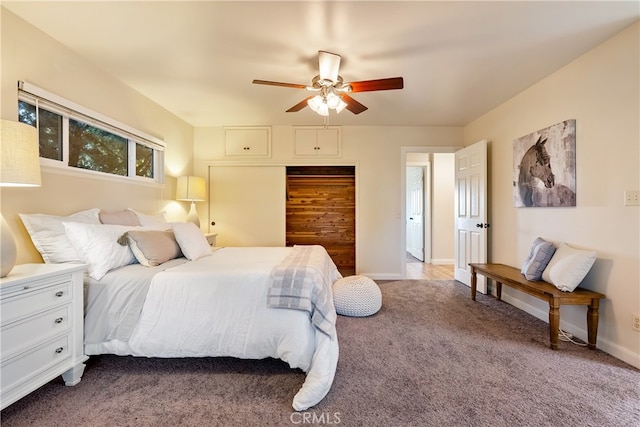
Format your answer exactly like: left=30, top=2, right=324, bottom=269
left=4, top=1, right=639, bottom=128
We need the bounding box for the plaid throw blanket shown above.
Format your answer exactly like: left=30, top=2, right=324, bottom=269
left=268, top=245, right=338, bottom=340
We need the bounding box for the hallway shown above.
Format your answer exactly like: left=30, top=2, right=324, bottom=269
left=406, top=253, right=454, bottom=280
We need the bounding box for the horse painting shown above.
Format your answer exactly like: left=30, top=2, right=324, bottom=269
left=513, top=120, right=576, bottom=207
left=517, top=136, right=555, bottom=206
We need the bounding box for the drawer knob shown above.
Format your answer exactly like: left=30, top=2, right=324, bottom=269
left=55, top=347, right=64, bottom=354
left=55, top=291, right=64, bottom=297
left=54, top=317, right=64, bottom=324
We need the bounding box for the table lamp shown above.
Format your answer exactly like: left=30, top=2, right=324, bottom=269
left=176, top=175, right=206, bottom=227
left=1, top=119, right=41, bottom=277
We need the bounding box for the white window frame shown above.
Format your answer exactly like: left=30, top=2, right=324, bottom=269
left=18, top=81, right=165, bottom=184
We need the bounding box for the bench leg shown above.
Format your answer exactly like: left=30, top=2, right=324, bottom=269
left=496, top=281, right=502, bottom=301
left=587, top=299, right=600, bottom=350
left=549, top=298, right=560, bottom=350
left=470, top=269, right=477, bottom=301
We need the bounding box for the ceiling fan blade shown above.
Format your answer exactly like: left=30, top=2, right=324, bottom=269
left=348, top=77, right=404, bottom=92
left=252, top=79, right=307, bottom=89
left=341, top=94, right=368, bottom=114
left=286, top=96, right=314, bottom=112
left=318, top=50, right=341, bottom=83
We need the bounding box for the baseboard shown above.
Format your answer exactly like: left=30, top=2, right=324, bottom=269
left=430, top=259, right=454, bottom=265
left=501, top=293, right=640, bottom=369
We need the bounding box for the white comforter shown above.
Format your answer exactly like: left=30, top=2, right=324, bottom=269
left=84, top=247, right=341, bottom=410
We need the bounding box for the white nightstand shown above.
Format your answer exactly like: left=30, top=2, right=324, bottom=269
left=204, top=232, right=218, bottom=247
left=0, top=263, right=88, bottom=410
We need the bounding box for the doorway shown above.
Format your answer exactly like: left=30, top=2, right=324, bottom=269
left=406, top=157, right=430, bottom=262
left=402, top=148, right=457, bottom=279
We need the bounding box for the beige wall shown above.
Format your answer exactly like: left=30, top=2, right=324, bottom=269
left=463, top=22, right=640, bottom=367
left=194, top=126, right=463, bottom=278
left=431, top=153, right=455, bottom=263
left=1, top=9, right=194, bottom=263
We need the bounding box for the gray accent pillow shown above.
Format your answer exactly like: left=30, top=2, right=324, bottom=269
left=99, top=210, right=141, bottom=226
left=123, top=229, right=182, bottom=267
left=521, top=237, right=556, bottom=281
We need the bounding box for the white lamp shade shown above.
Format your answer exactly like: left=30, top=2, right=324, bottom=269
left=176, top=176, right=206, bottom=201
left=1, top=120, right=42, bottom=277
left=0, top=120, right=41, bottom=187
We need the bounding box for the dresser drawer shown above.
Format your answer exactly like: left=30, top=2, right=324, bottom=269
left=1, top=305, right=71, bottom=359
left=1, top=281, right=71, bottom=324
left=0, top=264, right=86, bottom=410
left=1, top=335, right=71, bottom=393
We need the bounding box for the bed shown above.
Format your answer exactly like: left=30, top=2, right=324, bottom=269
left=19, top=209, right=342, bottom=410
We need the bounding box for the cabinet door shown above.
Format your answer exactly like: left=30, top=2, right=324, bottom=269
left=209, top=166, right=285, bottom=246
left=316, top=128, right=340, bottom=155
left=293, top=129, right=318, bottom=155
left=293, top=127, right=340, bottom=156
left=224, top=128, right=271, bottom=157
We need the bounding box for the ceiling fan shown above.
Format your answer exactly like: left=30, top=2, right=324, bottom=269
left=252, top=50, right=404, bottom=116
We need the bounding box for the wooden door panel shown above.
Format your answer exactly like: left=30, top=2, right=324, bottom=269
left=286, top=172, right=355, bottom=270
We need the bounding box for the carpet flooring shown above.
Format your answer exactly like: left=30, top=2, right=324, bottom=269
left=2, top=279, right=638, bottom=426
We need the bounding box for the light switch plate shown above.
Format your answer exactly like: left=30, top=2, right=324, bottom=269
left=624, top=190, right=640, bottom=206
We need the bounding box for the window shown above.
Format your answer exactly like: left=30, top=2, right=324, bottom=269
left=69, top=119, right=127, bottom=175
left=18, top=101, right=63, bottom=161
left=136, top=143, right=154, bottom=178
left=17, top=81, right=164, bottom=183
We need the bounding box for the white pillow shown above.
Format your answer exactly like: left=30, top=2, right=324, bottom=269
left=63, top=222, right=138, bottom=280
left=126, top=208, right=169, bottom=229
left=172, top=222, right=212, bottom=261
left=19, top=209, right=101, bottom=263
left=542, top=243, right=597, bottom=292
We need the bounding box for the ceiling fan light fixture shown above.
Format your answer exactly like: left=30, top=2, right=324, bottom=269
left=307, top=95, right=329, bottom=116
left=325, top=91, right=341, bottom=109
left=254, top=51, right=403, bottom=116
left=308, top=89, right=346, bottom=116
left=318, top=51, right=341, bottom=83
left=317, top=103, right=329, bottom=116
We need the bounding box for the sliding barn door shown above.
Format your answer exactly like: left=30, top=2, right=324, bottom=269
left=286, top=166, right=355, bottom=275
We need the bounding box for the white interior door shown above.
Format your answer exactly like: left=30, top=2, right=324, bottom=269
left=454, top=140, right=488, bottom=292
left=406, top=166, right=424, bottom=261
left=209, top=165, right=286, bottom=247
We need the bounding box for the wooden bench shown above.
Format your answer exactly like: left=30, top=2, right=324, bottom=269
left=469, top=263, right=605, bottom=350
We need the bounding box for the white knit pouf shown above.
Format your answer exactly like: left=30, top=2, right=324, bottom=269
left=332, top=275, right=382, bottom=317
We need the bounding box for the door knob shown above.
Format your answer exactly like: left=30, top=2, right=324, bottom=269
left=476, top=223, right=491, bottom=228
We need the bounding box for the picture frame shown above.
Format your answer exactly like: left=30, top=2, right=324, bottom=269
left=513, top=119, right=576, bottom=207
